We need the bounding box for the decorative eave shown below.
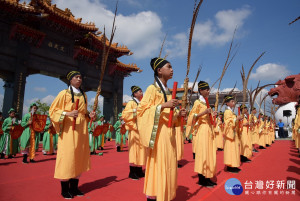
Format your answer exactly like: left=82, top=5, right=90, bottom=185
left=87, top=33, right=133, bottom=57
left=108, top=60, right=141, bottom=76
left=37, top=0, right=98, bottom=32
left=9, top=23, right=46, bottom=47
left=73, top=46, right=99, bottom=64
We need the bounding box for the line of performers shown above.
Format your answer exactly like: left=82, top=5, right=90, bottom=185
left=0, top=59, right=280, bottom=200
left=120, top=57, right=278, bottom=201
left=0, top=104, right=59, bottom=163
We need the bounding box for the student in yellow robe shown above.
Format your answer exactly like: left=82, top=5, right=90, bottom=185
left=137, top=57, right=186, bottom=201
left=249, top=107, right=259, bottom=153
left=175, top=123, right=184, bottom=168
left=187, top=81, right=217, bottom=187
left=122, top=85, right=146, bottom=180
left=239, top=105, right=252, bottom=163
left=49, top=71, right=95, bottom=199
left=258, top=115, right=266, bottom=149
left=215, top=111, right=224, bottom=151
left=223, top=95, right=243, bottom=173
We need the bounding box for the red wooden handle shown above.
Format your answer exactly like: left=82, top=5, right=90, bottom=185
left=204, top=97, right=215, bottom=126
left=168, top=82, right=178, bottom=127
left=72, top=99, right=79, bottom=131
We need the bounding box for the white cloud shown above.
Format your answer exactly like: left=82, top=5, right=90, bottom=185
left=165, top=33, right=188, bottom=58
left=34, top=87, right=47, bottom=92
left=53, top=0, right=163, bottom=59
left=41, top=95, right=55, bottom=105
left=250, top=63, right=291, bottom=81
left=193, top=6, right=251, bottom=46
left=89, top=96, right=104, bottom=111
left=123, top=94, right=132, bottom=102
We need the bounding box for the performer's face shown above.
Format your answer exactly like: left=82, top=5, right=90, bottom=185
left=227, top=100, right=235, bottom=108
left=70, top=75, right=82, bottom=88
left=252, top=109, right=257, bottom=114
left=134, top=90, right=143, bottom=100
left=32, top=106, right=38, bottom=113
left=158, top=63, right=173, bottom=80
left=200, top=88, right=210, bottom=98
left=9, top=112, right=15, bottom=118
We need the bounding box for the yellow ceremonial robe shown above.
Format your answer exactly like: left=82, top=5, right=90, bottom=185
left=175, top=126, right=184, bottom=161
left=215, top=118, right=224, bottom=149
left=122, top=100, right=146, bottom=166
left=187, top=99, right=216, bottom=178
left=224, top=109, right=240, bottom=168
left=137, top=84, right=179, bottom=201
left=240, top=116, right=252, bottom=159
left=249, top=114, right=258, bottom=145
left=258, top=120, right=265, bottom=147
left=49, top=89, right=91, bottom=179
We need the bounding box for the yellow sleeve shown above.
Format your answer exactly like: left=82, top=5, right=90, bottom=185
left=49, top=90, right=67, bottom=135
left=186, top=100, right=200, bottom=137
left=122, top=100, right=138, bottom=131
left=137, top=85, right=162, bottom=148
left=224, top=110, right=236, bottom=140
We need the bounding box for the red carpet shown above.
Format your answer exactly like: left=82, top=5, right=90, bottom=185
left=0, top=140, right=299, bottom=201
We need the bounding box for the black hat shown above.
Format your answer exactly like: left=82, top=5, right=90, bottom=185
left=66, top=71, right=81, bottom=81
left=198, top=81, right=209, bottom=90
left=224, top=95, right=234, bottom=103
left=131, top=86, right=141, bottom=94
left=219, top=111, right=224, bottom=115
left=251, top=107, right=257, bottom=111
left=150, top=57, right=170, bottom=72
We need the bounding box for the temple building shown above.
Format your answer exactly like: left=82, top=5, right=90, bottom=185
left=0, top=0, right=140, bottom=123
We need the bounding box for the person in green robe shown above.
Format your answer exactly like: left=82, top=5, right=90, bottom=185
left=105, top=121, right=113, bottom=141
left=20, top=102, right=39, bottom=163
left=42, top=119, right=57, bottom=155
left=88, top=120, right=99, bottom=155
left=0, top=112, right=4, bottom=152
left=114, top=113, right=126, bottom=152
left=97, top=115, right=105, bottom=150
left=0, top=108, right=19, bottom=159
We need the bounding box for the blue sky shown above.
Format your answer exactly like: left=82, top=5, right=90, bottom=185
left=0, top=0, right=299, bottom=115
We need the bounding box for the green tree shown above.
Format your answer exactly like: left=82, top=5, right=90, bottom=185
left=36, top=99, right=50, bottom=115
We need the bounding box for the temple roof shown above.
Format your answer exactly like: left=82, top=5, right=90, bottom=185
left=1, top=0, right=140, bottom=74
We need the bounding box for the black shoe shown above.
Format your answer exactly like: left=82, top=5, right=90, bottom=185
left=136, top=166, right=145, bottom=178
left=117, top=146, right=121, bottom=152
left=0, top=153, right=5, bottom=159
left=69, top=179, right=84, bottom=196
left=61, top=181, right=73, bottom=199
left=217, top=148, right=223, bottom=151
left=266, top=144, right=270, bottom=147
left=101, top=147, right=104, bottom=150
left=178, top=164, right=183, bottom=168
left=30, top=159, right=36, bottom=163
left=8, top=155, right=13, bottom=159
left=147, top=198, right=156, bottom=201
left=188, top=139, right=192, bottom=143
left=193, top=153, right=195, bottom=159
left=259, top=146, right=266, bottom=149
left=206, top=178, right=217, bottom=186
left=22, top=154, right=28, bottom=163
left=129, top=166, right=139, bottom=180
left=226, top=166, right=240, bottom=174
